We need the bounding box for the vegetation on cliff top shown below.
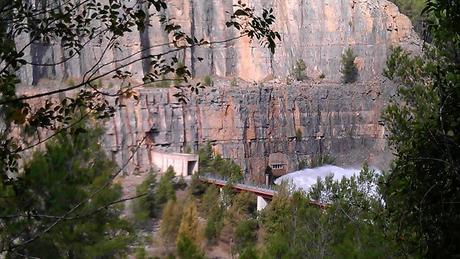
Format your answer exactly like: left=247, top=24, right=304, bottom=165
left=340, top=47, right=359, bottom=84
left=389, top=0, right=426, bottom=34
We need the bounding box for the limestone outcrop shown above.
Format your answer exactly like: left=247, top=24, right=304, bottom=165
left=102, top=79, right=393, bottom=182
left=16, top=0, right=419, bottom=85
left=13, top=0, right=420, bottom=181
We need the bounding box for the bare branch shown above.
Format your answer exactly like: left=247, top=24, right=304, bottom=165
left=0, top=34, right=246, bottom=105
left=0, top=192, right=148, bottom=220
left=17, top=112, right=90, bottom=153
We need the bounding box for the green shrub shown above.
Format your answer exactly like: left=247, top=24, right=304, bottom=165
left=158, top=75, right=171, bottom=88
left=156, top=166, right=176, bottom=206
left=203, top=75, right=212, bottom=86
left=309, top=154, right=336, bottom=168
left=295, top=128, right=302, bottom=140
left=97, top=79, right=103, bottom=88
left=132, top=170, right=158, bottom=224
left=291, top=59, right=307, bottom=81
left=65, top=77, right=76, bottom=86
left=235, top=219, right=258, bottom=254
left=147, top=75, right=170, bottom=88
left=239, top=247, right=259, bottom=259
left=135, top=247, right=147, bottom=259
left=204, top=206, right=224, bottom=244
left=230, top=77, right=238, bottom=87
left=297, top=159, right=308, bottom=170
left=90, top=79, right=103, bottom=88
left=340, top=47, right=358, bottom=83
left=319, top=73, right=326, bottom=79
left=184, top=145, right=193, bottom=154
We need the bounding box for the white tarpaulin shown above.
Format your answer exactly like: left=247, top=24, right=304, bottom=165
left=274, top=165, right=364, bottom=192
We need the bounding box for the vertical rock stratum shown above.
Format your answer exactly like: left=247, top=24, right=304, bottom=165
left=16, top=0, right=419, bottom=84
left=100, top=79, right=393, bottom=182
left=15, top=0, right=420, bottom=180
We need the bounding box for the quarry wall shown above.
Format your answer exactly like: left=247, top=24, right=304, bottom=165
left=13, top=0, right=420, bottom=181
left=102, top=79, right=393, bottom=182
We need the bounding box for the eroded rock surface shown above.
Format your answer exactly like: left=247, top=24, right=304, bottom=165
left=13, top=0, right=419, bottom=181
left=102, top=79, right=393, bottom=182
left=16, top=0, right=419, bottom=84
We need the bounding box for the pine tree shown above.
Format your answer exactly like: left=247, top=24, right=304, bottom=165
left=200, top=185, right=220, bottom=215
left=159, top=200, right=183, bottom=247
left=291, top=59, right=307, bottom=81
left=176, top=201, right=204, bottom=259
left=176, top=200, right=204, bottom=258
left=383, top=45, right=460, bottom=257
left=176, top=234, right=205, bottom=259
left=234, top=219, right=258, bottom=255
left=197, top=143, right=242, bottom=181
left=188, top=174, right=207, bottom=197
left=201, top=186, right=224, bottom=244
left=156, top=166, right=176, bottom=207
left=198, top=142, right=213, bottom=171
left=212, top=154, right=243, bottom=181
left=132, top=169, right=158, bottom=224
left=0, top=127, right=134, bottom=258
left=340, top=47, right=358, bottom=83
left=261, top=166, right=398, bottom=258
left=204, top=206, right=224, bottom=245
left=177, top=200, right=201, bottom=246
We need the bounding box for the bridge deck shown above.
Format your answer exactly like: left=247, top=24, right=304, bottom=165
left=199, top=175, right=277, bottom=199
left=199, top=174, right=327, bottom=208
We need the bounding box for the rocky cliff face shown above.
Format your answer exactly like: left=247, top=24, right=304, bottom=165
left=14, top=0, right=419, bottom=181
left=16, top=0, right=419, bottom=85
left=102, top=79, right=393, bottom=182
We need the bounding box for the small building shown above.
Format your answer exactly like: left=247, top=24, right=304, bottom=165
left=152, top=152, right=199, bottom=177
left=268, top=152, right=289, bottom=177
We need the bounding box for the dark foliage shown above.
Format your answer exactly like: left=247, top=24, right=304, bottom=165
left=0, top=126, right=133, bottom=257
left=340, top=47, right=358, bottom=83
left=382, top=0, right=460, bottom=256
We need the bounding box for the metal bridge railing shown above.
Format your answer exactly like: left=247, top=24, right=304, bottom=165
left=199, top=173, right=278, bottom=194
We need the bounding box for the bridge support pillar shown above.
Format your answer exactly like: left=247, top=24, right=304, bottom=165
left=219, top=187, right=223, bottom=201
left=257, top=195, right=268, bottom=211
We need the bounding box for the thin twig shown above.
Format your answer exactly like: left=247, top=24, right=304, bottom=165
left=0, top=34, right=247, bottom=105
left=17, top=112, right=90, bottom=153
left=0, top=192, right=148, bottom=220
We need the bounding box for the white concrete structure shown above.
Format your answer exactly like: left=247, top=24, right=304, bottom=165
left=152, top=152, right=199, bottom=177
left=257, top=195, right=269, bottom=211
